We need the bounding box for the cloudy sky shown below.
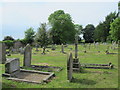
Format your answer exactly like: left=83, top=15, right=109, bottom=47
left=0, top=0, right=119, bottom=40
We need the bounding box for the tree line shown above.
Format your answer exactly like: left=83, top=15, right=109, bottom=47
left=2, top=2, right=120, bottom=49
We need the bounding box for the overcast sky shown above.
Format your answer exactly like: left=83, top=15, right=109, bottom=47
left=0, top=1, right=119, bottom=40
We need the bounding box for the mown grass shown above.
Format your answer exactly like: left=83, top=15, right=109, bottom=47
left=1, top=43, right=119, bottom=88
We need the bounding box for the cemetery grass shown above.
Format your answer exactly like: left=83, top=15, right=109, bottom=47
left=1, top=44, right=118, bottom=88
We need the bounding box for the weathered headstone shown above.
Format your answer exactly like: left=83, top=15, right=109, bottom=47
left=0, top=42, right=6, bottom=64
left=5, top=58, right=20, bottom=76
left=67, top=53, right=73, bottom=82
left=23, top=44, right=32, bottom=67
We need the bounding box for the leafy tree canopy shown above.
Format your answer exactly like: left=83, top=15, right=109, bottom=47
left=3, top=36, right=15, bottom=41
left=110, top=17, right=120, bottom=41
left=83, top=24, right=95, bottom=43
left=24, top=27, right=35, bottom=45
left=48, top=10, right=76, bottom=44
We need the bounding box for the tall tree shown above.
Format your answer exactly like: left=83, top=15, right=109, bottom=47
left=104, top=12, right=117, bottom=40
left=94, top=12, right=117, bottom=42
left=48, top=10, right=76, bottom=44
left=24, top=27, right=35, bottom=45
left=83, top=24, right=95, bottom=43
left=35, top=23, right=50, bottom=54
left=94, top=22, right=106, bottom=42
left=110, top=17, right=120, bottom=41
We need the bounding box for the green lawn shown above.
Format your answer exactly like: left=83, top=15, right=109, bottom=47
left=1, top=43, right=118, bottom=88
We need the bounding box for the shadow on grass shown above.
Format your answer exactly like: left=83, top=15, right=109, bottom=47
left=2, top=82, right=16, bottom=88
left=72, top=78, right=97, bottom=85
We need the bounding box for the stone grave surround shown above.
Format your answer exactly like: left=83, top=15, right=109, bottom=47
left=67, top=53, right=73, bottom=82
left=2, top=58, right=55, bottom=84
left=81, top=63, right=114, bottom=69
left=0, top=42, right=6, bottom=64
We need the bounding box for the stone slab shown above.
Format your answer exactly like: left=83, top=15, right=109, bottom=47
left=3, top=69, right=55, bottom=84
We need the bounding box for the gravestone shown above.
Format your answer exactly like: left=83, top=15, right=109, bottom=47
left=67, top=53, right=73, bottom=82
left=0, top=42, right=6, bottom=64
left=5, top=58, right=20, bottom=76
left=23, top=44, right=32, bottom=67
left=61, top=44, right=64, bottom=53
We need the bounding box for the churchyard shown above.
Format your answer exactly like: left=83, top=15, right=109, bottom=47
left=0, top=42, right=118, bottom=88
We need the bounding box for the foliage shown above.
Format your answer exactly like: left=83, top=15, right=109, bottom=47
left=94, top=12, right=117, bottom=42
left=3, top=36, right=15, bottom=41
left=35, top=23, right=50, bottom=54
left=83, top=24, right=95, bottom=43
left=94, top=22, right=106, bottom=42
left=110, top=17, right=120, bottom=41
left=24, top=27, right=35, bottom=45
left=48, top=10, right=76, bottom=44
left=118, top=1, right=120, bottom=6
left=35, top=23, right=50, bottom=47
left=74, top=24, right=83, bottom=35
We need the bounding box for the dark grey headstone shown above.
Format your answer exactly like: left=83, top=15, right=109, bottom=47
left=67, top=53, right=73, bottom=82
